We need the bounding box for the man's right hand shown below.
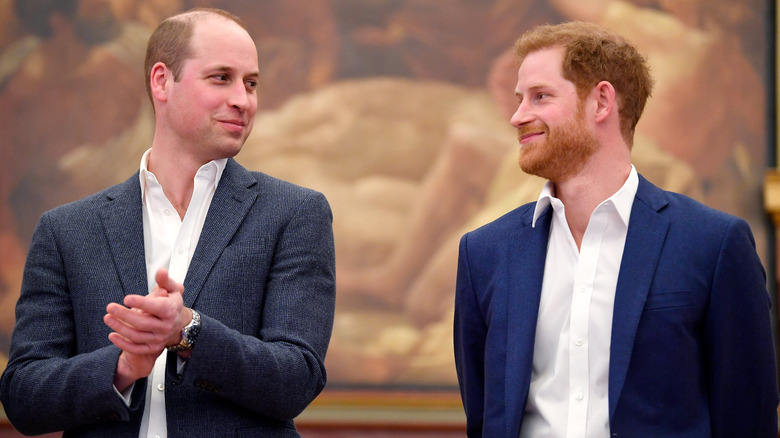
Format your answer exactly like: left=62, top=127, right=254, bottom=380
left=103, top=268, right=187, bottom=391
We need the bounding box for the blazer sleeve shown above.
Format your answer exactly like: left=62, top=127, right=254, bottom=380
left=177, top=189, right=336, bottom=421
left=0, top=213, right=145, bottom=435
left=454, top=232, right=487, bottom=437
left=704, top=217, right=778, bottom=437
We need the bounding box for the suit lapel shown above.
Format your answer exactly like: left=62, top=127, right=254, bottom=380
left=608, top=175, right=670, bottom=419
left=182, top=159, right=258, bottom=307
left=100, top=174, right=149, bottom=297
left=505, top=204, right=551, bottom=437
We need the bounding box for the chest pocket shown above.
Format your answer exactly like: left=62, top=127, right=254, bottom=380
left=643, top=289, right=700, bottom=311
left=195, top=237, right=272, bottom=332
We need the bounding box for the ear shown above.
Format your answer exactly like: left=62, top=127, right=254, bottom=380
left=592, top=80, right=616, bottom=124
left=149, top=62, right=170, bottom=103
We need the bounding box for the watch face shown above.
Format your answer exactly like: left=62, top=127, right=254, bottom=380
left=183, top=310, right=201, bottom=346
left=185, top=324, right=200, bottom=341
left=168, top=310, right=200, bottom=351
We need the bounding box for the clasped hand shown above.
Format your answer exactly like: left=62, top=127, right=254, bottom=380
left=104, top=268, right=192, bottom=391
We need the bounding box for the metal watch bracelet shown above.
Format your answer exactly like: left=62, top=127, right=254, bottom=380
left=167, top=309, right=201, bottom=352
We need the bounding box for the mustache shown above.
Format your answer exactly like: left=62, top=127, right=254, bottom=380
left=517, top=123, right=548, bottom=141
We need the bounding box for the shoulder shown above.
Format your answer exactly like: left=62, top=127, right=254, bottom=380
left=253, top=170, right=324, bottom=201
left=465, top=201, right=538, bottom=242
left=226, top=160, right=331, bottom=216
left=229, top=159, right=321, bottom=195
left=636, top=174, right=743, bottom=232
left=458, top=202, right=540, bottom=265
left=252, top=171, right=330, bottom=217
left=634, top=175, right=756, bottom=262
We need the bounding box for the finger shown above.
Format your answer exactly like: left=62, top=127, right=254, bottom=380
left=106, top=302, right=148, bottom=328
left=108, top=332, right=162, bottom=356
left=104, top=312, right=168, bottom=346
left=123, top=293, right=183, bottom=320
left=155, top=268, right=184, bottom=294
left=149, top=285, right=167, bottom=298
left=118, top=294, right=157, bottom=311
left=107, top=301, right=151, bottom=323
left=110, top=297, right=184, bottom=347
left=108, top=298, right=144, bottom=312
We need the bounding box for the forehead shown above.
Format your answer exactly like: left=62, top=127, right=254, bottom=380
left=516, top=47, right=568, bottom=90
left=187, top=17, right=259, bottom=72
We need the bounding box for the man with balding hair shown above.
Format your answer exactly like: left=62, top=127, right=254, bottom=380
left=1, top=8, right=335, bottom=437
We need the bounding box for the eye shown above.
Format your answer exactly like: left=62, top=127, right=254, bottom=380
left=212, top=74, right=229, bottom=82
left=536, top=92, right=549, bottom=101
left=245, top=79, right=258, bottom=91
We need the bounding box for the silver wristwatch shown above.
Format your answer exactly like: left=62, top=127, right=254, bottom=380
left=167, top=309, right=201, bottom=352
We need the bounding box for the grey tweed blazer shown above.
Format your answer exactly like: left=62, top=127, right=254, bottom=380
left=1, top=158, right=336, bottom=437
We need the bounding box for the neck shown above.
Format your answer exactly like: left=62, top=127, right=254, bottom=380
left=553, top=153, right=631, bottom=249
left=147, top=145, right=208, bottom=219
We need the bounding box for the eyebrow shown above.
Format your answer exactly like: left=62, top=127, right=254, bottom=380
left=515, top=84, right=549, bottom=98
left=208, top=65, right=260, bottom=78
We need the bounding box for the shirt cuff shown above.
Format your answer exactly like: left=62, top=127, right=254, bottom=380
left=176, top=354, right=188, bottom=374
left=114, top=382, right=134, bottom=406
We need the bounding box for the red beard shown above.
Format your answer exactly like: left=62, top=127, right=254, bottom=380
left=517, top=106, right=597, bottom=183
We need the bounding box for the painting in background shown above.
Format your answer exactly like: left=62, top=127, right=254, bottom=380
left=0, top=0, right=769, bottom=403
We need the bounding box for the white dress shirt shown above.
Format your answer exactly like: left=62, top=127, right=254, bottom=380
left=519, top=166, right=638, bottom=438
left=136, top=149, right=226, bottom=438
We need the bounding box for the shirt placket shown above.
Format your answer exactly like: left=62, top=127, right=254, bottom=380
left=146, top=189, right=182, bottom=438
left=566, top=208, right=608, bottom=438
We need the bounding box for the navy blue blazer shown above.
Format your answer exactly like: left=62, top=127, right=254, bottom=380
left=454, top=174, right=778, bottom=437
left=0, top=159, right=336, bottom=437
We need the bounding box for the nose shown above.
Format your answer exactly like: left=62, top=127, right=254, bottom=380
left=228, top=82, right=253, bottom=111
left=510, top=99, right=533, bottom=128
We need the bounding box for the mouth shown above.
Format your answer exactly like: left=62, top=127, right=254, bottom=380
left=518, top=130, right=544, bottom=145
left=219, top=119, right=246, bottom=126
left=218, top=119, right=247, bottom=133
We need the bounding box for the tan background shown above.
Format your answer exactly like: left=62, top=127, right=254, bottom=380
left=0, top=0, right=772, bottom=433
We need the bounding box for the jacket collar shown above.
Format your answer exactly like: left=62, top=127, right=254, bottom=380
left=608, top=174, right=670, bottom=419
left=99, top=158, right=258, bottom=305
left=181, top=159, right=258, bottom=307
left=504, top=174, right=670, bottom=433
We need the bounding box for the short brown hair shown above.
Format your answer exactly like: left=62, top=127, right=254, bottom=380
left=514, top=21, right=653, bottom=146
left=143, top=8, right=247, bottom=104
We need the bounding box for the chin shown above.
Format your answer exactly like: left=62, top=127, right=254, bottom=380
left=220, top=139, right=247, bottom=158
